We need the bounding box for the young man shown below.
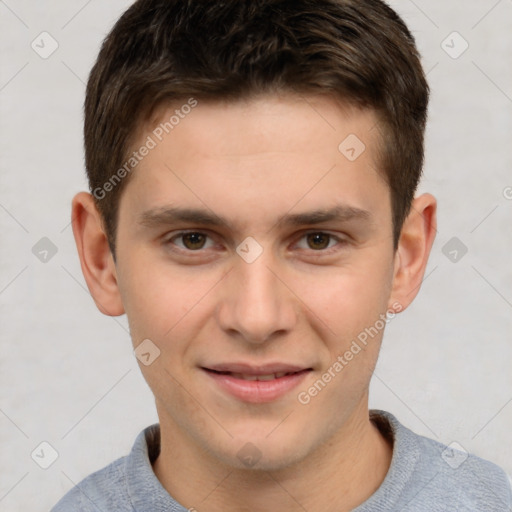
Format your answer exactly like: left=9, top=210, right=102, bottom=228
left=52, top=0, right=512, bottom=510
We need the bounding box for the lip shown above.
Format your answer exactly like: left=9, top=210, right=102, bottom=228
left=201, top=363, right=312, bottom=403
left=205, top=362, right=308, bottom=375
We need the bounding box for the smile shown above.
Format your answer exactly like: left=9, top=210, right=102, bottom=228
left=213, top=371, right=296, bottom=381
left=202, top=366, right=312, bottom=403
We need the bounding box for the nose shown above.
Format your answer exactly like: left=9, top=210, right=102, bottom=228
left=216, top=249, right=298, bottom=345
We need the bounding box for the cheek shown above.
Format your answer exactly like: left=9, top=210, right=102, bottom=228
left=295, top=261, right=392, bottom=342
left=117, top=254, right=221, bottom=349
left=295, top=270, right=389, bottom=412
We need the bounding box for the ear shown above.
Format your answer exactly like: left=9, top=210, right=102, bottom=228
left=388, top=193, right=437, bottom=312
left=71, top=192, right=125, bottom=316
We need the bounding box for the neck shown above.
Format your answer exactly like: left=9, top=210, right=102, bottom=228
left=153, top=401, right=393, bottom=512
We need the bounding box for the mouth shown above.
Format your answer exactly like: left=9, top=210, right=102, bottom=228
left=201, top=364, right=312, bottom=403
left=203, top=368, right=309, bottom=380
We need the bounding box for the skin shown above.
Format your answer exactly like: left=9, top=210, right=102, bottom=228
left=72, top=94, right=436, bottom=512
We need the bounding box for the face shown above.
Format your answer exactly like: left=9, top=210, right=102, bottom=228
left=113, top=94, right=400, bottom=470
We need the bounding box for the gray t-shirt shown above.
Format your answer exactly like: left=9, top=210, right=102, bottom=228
left=51, top=410, right=512, bottom=511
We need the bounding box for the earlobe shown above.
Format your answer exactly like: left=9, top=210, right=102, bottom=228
left=387, top=193, right=437, bottom=312
left=71, top=192, right=125, bottom=316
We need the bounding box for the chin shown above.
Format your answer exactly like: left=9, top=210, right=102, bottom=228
left=228, top=450, right=307, bottom=473
left=221, top=432, right=313, bottom=473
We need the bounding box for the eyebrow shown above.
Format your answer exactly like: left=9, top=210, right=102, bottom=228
left=138, top=204, right=373, bottom=231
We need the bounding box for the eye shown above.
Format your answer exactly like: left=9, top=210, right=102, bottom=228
left=167, top=231, right=215, bottom=251
left=295, top=232, right=345, bottom=251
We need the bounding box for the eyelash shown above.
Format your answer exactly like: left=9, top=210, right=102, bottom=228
left=163, top=230, right=348, bottom=256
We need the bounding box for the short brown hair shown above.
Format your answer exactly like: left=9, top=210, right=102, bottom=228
left=84, top=0, right=429, bottom=256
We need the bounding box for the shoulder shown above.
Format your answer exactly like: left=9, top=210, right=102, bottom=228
left=414, top=426, right=509, bottom=485
left=50, top=455, right=131, bottom=511
left=50, top=424, right=160, bottom=512
left=413, top=432, right=512, bottom=508
left=368, top=410, right=512, bottom=511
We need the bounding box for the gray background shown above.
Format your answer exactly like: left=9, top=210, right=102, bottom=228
left=1, top=1, right=511, bottom=510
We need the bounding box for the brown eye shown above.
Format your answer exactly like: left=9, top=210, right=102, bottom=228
left=180, top=232, right=208, bottom=250
left=306, top=233, right=331, bottom=250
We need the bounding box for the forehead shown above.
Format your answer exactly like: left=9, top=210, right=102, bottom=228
left=142, top=94, right=380, bottom=161
left=120, top=94, right=389, bottom=232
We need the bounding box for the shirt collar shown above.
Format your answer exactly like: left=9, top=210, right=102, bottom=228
left=125, top=410, right=419, bottom=511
